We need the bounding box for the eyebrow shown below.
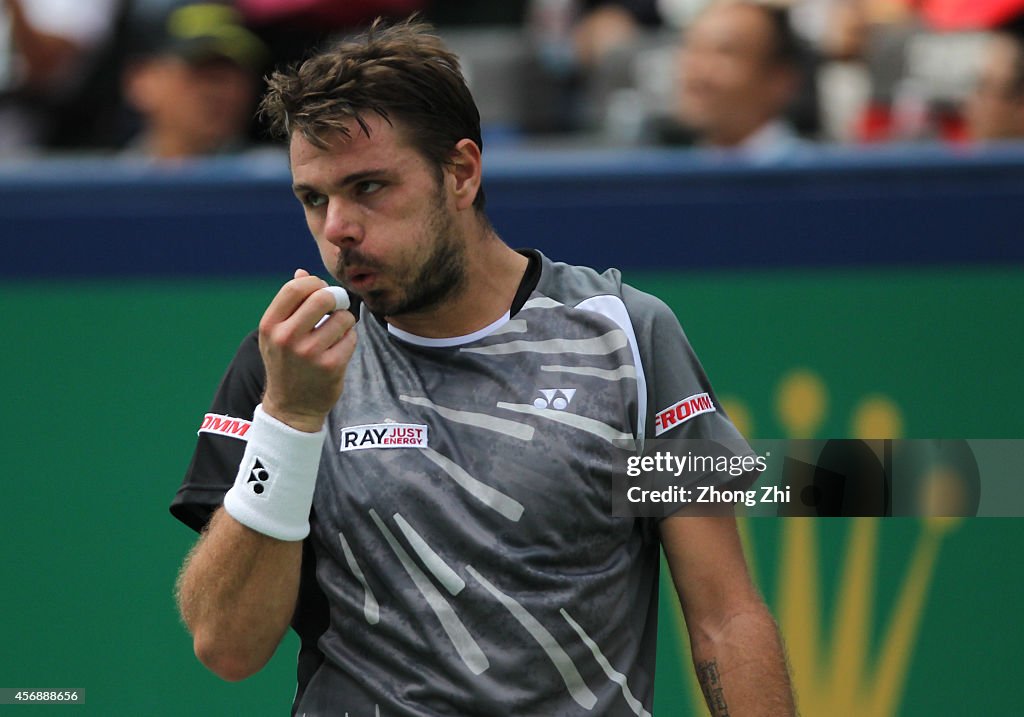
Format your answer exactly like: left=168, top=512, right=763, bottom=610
left=292, top=168, right=391, bottom=195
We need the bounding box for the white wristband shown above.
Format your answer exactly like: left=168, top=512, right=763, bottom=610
left=222, top=404, right=327, bottom=541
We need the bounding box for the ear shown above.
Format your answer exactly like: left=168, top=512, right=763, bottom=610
left=447, top=138, right=483, bottom=211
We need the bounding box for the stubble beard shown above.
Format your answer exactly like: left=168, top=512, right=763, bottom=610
left=338, top=189, right=468, bottom=318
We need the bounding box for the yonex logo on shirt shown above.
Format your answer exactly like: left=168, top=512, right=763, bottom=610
left=533, top=389, right=576, bottom=410
left=339, top=423, right=429, bottom=452
left=654, top=392, right=716, bottom=436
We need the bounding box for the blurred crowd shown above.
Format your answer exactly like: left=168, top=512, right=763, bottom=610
left=2, top=0, right=1024, bottom=162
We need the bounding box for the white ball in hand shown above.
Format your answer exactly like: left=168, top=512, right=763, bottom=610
left=323, top=286, right=350, bottom=312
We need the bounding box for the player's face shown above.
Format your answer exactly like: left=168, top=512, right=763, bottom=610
left=290, top=116, right=467, bottom=318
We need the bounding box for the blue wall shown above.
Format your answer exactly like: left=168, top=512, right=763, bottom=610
left=3, top=143, right=1022, bottom=279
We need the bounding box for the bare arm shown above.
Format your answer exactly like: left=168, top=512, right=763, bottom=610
left=175, top=270, right=356, bottom=680
left=176, top=508, right=302, bottom=681
left=4, top=0, right=80, bottom=87
left=661, top=513, right=796, bottom=716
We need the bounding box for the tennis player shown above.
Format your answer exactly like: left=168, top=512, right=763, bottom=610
left=171, top=18, right=795, bottom=716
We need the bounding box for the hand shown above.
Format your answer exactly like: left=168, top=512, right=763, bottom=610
left=259, top=269, right=357, bottom=432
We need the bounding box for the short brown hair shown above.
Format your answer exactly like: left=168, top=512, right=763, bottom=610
left=260, top=18, right=486, bottom=209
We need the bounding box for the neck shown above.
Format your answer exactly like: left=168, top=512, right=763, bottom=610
left=145, top=128, right=230, bottom=160
left=385, top=227, right=529, bottom=339
left=707, top=116, right=775, bottom=148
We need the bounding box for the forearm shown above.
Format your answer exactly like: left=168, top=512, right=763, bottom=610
left=174, top=276, right=353, bottom=679
left=5, top=0, right=79, bottom=87
left=690, top=603, right=795, bottom=717
left=176, top=507, right=302, bottom=681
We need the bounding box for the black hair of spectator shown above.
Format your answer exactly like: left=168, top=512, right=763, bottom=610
left=581, top=0, right=663, bottom=28
left=42, top=0, right=136, bottom=150
left=755, top=3, right=820, bottom=139
left=762, top=5, right=803, bottom=70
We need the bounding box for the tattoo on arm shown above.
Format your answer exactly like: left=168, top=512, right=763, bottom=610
left=697, top=659, right=730, bottom=717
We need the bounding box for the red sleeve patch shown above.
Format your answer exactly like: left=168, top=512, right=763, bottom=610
left=654, top=393, right=715, bottom=436
left=197, top=413, right=252, bottom=440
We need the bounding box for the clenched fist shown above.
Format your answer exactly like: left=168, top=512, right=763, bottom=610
left=259, top=269, right=357, bottom=432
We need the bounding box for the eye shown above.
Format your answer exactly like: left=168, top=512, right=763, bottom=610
left=302, top=192, right=327, bottom=208
left=356, top=180, right=384, bottom=195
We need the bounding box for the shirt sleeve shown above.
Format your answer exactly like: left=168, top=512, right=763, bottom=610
left=622, top=285, right=746, bottom=442
left=170, top=330, right=265, bottom=533
left=622, top=284, right=760, bottom=513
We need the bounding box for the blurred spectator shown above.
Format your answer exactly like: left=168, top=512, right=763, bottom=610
left=965, top=21, right=1024, bottom=142
left=791, top=0, right=875, bottom=142
left=841, top=0, right=1016, bottom=144
left=666, top=0, right=807, bottom=158
left=0, top=0, right=122, bottom=157
left=788, top=0, right=875, bottom=60
left=517, top=0, right=671, bottom=137
left=121, top=2, right=268, bottom=160
left=573, top=0, right=662, bottom=69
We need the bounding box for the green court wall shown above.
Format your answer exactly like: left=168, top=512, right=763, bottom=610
left=1, top=268, right=1021, bottom=714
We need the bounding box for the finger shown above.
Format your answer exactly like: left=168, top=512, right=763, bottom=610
left=262, top=275, right=329, bottom=328
left=287, top=315, right=357, bottom=377
left=294, top=306, right=355, bottom=364
left=322, top=286, right=350, bottom=312
left=280, top=284, right=348, bottom=335
left=318, top=323, right=359, bottom=373
left=306, top=306, right=357, bottom=352
left=314, top=289, right=354, bottom=328
left=294, top=268, right=310, bottom=280
left=266, top=287, right=349, bottom=356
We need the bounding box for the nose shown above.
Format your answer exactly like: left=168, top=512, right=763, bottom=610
left=322, top=199, right=364, bottom=248
left=680, top=48, right=712, bottom=88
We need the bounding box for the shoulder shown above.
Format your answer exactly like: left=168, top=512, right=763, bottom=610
left=533, top=253, right=674, bottom=319
left=533, top=253, right=624, bottom=304
left=530, top=251, right=684, bottom=348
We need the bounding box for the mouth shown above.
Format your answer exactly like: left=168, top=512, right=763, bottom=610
left=684, top=82, right=713, bottom=101
left=344, top=269, right=378, bottom=292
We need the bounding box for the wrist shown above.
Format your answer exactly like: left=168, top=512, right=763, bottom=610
left=260, top=398, right=327, bottom=433
left=222, top=404, right=327, bottom=541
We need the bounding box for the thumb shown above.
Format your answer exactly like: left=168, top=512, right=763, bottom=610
left=294, top=268, right=311, bottom=280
